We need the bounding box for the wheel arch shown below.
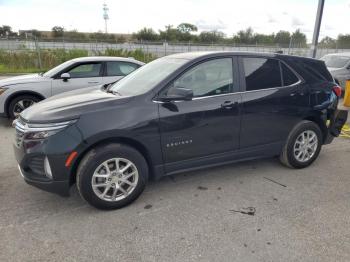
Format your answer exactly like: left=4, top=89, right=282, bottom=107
left=70, top=136, right=156, bottom=185
left=303, top=115, right=327, bottom=143
left=4, top=90, right=46, bottom=116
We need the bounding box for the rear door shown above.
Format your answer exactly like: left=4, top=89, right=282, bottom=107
left=238, top=56, right=309, bottom=150
left=158, top=57, right=242, bottom=171
left=102, top=61, right=141, bottom=85
left=51, top=62, right=103, bottom=95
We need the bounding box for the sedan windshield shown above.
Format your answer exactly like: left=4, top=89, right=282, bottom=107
left=321, top=55, right=350, bottom=68
left=110, top=57, right=187, bottom=96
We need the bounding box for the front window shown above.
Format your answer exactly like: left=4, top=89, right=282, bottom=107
left=110, top=57, right=187, bottom=96
left=67, top=63, right=102, bottom=78
left=321, top=55, right=350, bottom=68
left=166, top=58, right=234, bottom=97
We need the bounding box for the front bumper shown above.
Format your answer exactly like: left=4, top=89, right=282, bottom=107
left=17, top=165, right=70, bottom=196
left=13, top=123, right=83, bottom=197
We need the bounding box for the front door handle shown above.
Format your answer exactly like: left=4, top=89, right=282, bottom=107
left=221, top=101, right=235, bottom=109
left=88, top=81, right=99, bottom=84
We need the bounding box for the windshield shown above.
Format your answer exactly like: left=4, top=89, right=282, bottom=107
left=321, top=55, right=350, bottom=68
left=43, top=60, right=74, bottom=77
left=110, top=57, right=188, bottom=96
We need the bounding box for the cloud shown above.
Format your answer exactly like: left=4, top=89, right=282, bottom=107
left=291, top=17, right=304, bottom=27
left=267, top=15, right=277, bottom=23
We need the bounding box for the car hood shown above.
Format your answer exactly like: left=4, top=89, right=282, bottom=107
left=0, top=74, right=50, bottom=87
left=20, top=86, right=133, bottom=123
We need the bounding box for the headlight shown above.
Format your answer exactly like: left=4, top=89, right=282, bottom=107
left=0, top=87, right=8, bottom=95
left=14, top=119, right=78, bottom=140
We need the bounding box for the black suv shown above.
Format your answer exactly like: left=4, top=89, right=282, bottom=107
left=13, top=52, right=348, bottom=209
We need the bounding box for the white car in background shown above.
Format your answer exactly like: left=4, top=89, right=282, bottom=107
left=0, top=56, right=144, bottom=118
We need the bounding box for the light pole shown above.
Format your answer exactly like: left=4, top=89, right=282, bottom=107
left=103, top=3, right=109, bottom=34
left=310, top=0, right=325, bottom=58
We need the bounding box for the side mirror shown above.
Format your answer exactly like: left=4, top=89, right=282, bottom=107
left=60, top=73, right=71, bottom=82
left=158, top=87, right=193, bottom=102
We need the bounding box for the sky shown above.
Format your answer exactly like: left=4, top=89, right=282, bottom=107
left=0, top=0, right=350, bottom=42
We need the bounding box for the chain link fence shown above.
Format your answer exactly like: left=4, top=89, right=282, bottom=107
left=1, top=38, right=350, bottom=72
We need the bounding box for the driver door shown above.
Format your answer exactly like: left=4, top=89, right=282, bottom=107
left=158, top=57, right=242, bottom=172
left=51, top=62, right=103, bottom=95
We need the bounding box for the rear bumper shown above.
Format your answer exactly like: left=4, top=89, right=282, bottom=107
left=324, top=109, right=348, bottom=144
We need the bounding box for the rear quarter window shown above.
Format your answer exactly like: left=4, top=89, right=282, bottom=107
left=288, top=58, right=333, bottom=83
left=243, top=58, right=282, bottom=91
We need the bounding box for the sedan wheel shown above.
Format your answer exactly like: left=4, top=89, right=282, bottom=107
left=8, top=95, right=41, bottom=119
left=13, top=99, right=36, bottom=118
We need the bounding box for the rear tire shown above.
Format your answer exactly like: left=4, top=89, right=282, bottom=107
left=77, top=143, right=148, bottom=210
left=8, top=95, right=41, bottom=119
left=280, top=120, right=323, bottom=169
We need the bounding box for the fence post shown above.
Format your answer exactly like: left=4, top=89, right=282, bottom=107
left=34, top=37, right=43, bottom=71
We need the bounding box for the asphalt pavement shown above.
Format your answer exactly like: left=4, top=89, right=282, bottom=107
left=0, top=74, right=350, bottom=261
left=1, top=115, right=350, bottom=262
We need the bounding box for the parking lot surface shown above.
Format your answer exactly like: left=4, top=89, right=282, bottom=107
left=0, top=94, right=349, bottom=261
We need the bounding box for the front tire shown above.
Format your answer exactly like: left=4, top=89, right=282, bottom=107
left=280, top=120, right=323, bottom=169
left=77, top=143, right=148, bottom=210
left=8, top=95, right=41, bottom=119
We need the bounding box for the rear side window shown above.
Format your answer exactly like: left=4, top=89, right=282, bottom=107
left=106, top=61, right=140, bottom=76
left=243, top=58, right=282, bottom=91
left=281, top=63, right=299, bottom=86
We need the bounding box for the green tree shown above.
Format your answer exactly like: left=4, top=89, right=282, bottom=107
left=234, top=27, right=254, bottom=44
left=199, top=30, right=225, bottom=43
left=51, top=26, right=64, bottom=38
left=133, top=27, right=159, bottom=41
left=253, top=33, right=275, bottom=45
left=0, top=25, right=15, bottom=37
left=292, top=29, right=307, bottom=47
left=159, top=25, right=179, bottom=42
left=319, top=36, right=336, bottom=48
left=274, top=30, right=291, bottom=47
left=337, top=34, right=350, bottom=49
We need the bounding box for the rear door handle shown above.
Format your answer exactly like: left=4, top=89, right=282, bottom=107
left=88, top=81, right=99, bottom=84
left=221, top=101, right=235, bottom=109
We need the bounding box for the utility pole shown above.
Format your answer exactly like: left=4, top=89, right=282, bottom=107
left=103, top=2, right=109, bottom=34
left=310, top=0, right=325, bottom=58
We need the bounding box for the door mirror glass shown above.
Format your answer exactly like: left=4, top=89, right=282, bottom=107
left=159, top=87, right=193, bottom=102
left=60, top=73, right=71, bottom=81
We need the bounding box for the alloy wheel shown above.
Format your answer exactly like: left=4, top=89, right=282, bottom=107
left=293, top=130, right=318, bottom=162
left=91, top=158, right=139, bottom=202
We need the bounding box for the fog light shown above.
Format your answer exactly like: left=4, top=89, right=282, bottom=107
left=44, top=157, right=53, bottom=179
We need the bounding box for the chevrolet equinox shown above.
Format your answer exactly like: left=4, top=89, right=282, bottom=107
left=13, top=52, right=348, bottom=209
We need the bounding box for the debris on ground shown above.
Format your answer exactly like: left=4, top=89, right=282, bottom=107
left=230, top=207, right=256, bottom=216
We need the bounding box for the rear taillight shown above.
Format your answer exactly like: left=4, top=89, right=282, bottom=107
left=333, top=86, right=342, bottom=97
